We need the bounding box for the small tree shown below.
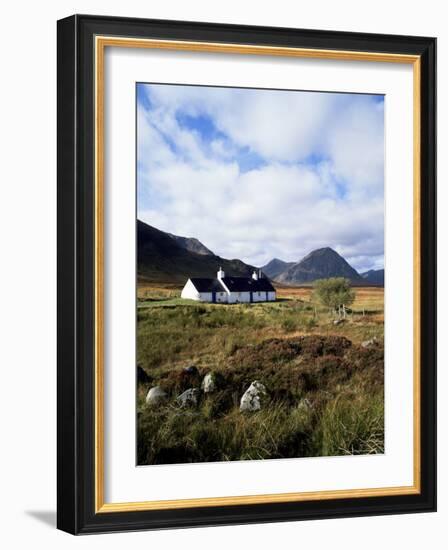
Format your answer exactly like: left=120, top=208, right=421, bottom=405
left=312, top=277, right=355, bottom=318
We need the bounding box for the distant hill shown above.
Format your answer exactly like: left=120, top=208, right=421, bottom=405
left=138, top=220, right=381, bottom=287
left=261, top=258, right=296, bottom=280
left=167, top=232, right=214, bottom=256
left=361, top=269, right=384, bottom=286
left=137, top=220, right=257, bottom=284
left=274, top=247, right=363, bottom=285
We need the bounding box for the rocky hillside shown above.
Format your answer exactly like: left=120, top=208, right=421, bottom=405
left=261, top=258, right=295, bottom=280
left=167, top=232, right=214, bottom=256
left=274, top=247, right=363, bottom=285
left=137, top=220, right=257, bottom=283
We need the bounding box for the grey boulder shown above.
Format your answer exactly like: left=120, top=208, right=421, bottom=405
left=183, top=365, right=199, bottom=376
left=145, top=386, right=167, bottom=406
left=137, top=365, right=152, bottom=385
left=361, top=337, right=379, bottom=348
left=177, top=388, right=200, bottom=408
left=240, top=381, right=267, bottom=412
left=202, top=372, right=218, bottom=393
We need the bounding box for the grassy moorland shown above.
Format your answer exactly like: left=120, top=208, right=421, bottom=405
left=137, top=284, right=384, bottom=465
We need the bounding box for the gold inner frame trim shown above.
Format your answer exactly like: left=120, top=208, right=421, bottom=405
left=94, top=35, right=421, bottom=514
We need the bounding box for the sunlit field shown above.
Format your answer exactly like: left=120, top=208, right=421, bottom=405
left=137, top=283, right=384, bottom=465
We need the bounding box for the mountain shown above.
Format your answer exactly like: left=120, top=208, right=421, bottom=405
left=167, top=232, right=214, bottom=256
left=138, top=220, right=377, bottom=287
left=137, top=220, right=257, bottom=284
left=261, top=258, right=296, bottom=280
left=361, top=269, right=384, bottom=286
left=274, top=247, right=363, bottom=285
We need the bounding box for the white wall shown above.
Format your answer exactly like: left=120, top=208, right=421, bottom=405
left=231, top=291, right=251, bottom=303
left=181, top=280, right=218, bottom=302
left=181, top=279, right=200, bottom=300
left=216, top=291, right=228, bottom=303
left=252, top=291, right=265, bottom=302
left=0, top=1, right=445, bottom=549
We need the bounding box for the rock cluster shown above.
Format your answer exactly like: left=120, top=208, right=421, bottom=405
left=146, top=369, right=313, bottom=414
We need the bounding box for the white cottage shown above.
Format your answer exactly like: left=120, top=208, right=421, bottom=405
left=181, top=268, right=276, bottom=303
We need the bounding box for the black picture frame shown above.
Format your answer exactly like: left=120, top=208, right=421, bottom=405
left=57, top=14, right=436, bottom=534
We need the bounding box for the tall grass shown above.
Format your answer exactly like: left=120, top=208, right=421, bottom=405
left=138, top=400, right=315, bottom=464
left=138, top=390, right=384, bottom=464
left=311, top=392, right=384, bottom=456
left=137, top=292, right=384, bottom=464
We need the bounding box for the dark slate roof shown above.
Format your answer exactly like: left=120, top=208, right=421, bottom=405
left=251, top=278, right=276, bottom=292
left=221, top=277, right=253, bottom=292
left=221, top=277, right=275, bottom=293
left=189, top=278, right=225, bottom=292
left=189, top=276, right=276, bottom=293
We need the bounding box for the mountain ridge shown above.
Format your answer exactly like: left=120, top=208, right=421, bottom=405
left=137, top=220, right=257, bottom=284
left=261, top=258, right=296, bottom=280
left=137, top=219, right=383, bottom=286
left=167, top=232, right=214, bottom=256
left=273, top=247, right=364, bottom=285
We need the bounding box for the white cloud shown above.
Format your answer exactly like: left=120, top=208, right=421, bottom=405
left=145, top=85, right=336, bottom=162
left=137, top=84, right=384, bottom=272
left=326, top=99, right=384, bottom=197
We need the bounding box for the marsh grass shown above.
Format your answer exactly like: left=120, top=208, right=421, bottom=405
left=310, top=392, right=384, bottom=456
left=138, top=388, right=384, bottom=464
left=138, top=400, right=315, bottom=464
left=137, top=286, right=384, bottom=464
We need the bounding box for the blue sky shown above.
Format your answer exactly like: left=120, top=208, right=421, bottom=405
left=137, top=83, right=384, bottom=272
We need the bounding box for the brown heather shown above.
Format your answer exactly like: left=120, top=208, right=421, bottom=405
left=137, top=285, right=384, bottom=464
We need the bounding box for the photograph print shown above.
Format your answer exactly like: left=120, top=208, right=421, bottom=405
left=136, top=82, right=385, bottom=466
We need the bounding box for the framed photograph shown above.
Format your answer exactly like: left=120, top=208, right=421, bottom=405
left=57, top=15, right=436, bottom=534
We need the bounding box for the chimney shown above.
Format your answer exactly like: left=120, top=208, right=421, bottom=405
left=217, top=267, right=225, bottom=280
left=252, top=270, right=258, bottom=280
